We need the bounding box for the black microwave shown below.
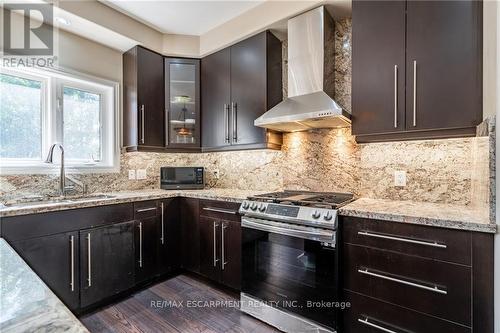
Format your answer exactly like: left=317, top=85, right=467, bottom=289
left=160, top=167, right=204, bottom=190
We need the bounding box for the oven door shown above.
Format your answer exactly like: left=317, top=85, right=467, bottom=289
left=241, top=217, right=338, bottom=330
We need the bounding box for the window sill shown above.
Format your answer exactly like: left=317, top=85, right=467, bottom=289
left=0, top=164, right=120, bottom=175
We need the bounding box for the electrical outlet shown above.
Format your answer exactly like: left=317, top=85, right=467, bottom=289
left=213, top=169, right=220, bottom=179
left=136, top=169, right=147, bottom=180
left=128, top=170, right=136, bottom=180
left=394, top=170, right=407, bottom=187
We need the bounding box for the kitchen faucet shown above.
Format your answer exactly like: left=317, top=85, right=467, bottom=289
left=45, top=143, right=87, bottom=196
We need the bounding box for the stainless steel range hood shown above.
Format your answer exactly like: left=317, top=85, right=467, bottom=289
left=255, top=6, right=351, bottom=132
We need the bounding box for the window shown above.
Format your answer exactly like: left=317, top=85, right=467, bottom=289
left=0, top=74, right=43, bottom=160
left=0, top=67, right=119, bottom=173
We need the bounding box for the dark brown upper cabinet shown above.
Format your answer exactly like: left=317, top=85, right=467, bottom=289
left=352, top=0, right=482, bottom=142
left=201, top=31, right=283, bottom=151
left=123, top=46, right=165, bottom=151
left=352, top=1, right=406, bottom=136
left=405, top=0, right=483, bottom=132
left=165, top=57, right=201, bottom=151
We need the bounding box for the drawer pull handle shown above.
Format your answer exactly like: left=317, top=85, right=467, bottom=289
left=358, top=268, right=447, bottom=295
left=139, top=222, right=143, bottom=268
left=70, top=235, right=75, bottom=292
left=160, top=202, right=165, bottom=244
left=358, top=231, right=447, bottom=249
left=203, top=207, right=238, bottom=215
left=136, top=207, right=157, bottom=213
left=358, top=318, right=399, bottom=333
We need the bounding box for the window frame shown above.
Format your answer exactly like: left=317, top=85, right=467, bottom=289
left=0, top=66, right=120, bottom=174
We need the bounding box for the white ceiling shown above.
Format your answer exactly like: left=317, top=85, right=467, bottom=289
left=102, top=0, right=265, bottom=36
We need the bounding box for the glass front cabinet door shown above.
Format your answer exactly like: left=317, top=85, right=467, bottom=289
left=164, top=58, right=200, bottom=149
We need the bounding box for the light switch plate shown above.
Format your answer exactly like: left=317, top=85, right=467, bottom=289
left=394, top=170, right=407, bottom=187
left=213, top=169, right=220, bottom=179
left=136, top=169, right=147, bottom=180
left=128, top=170, right=136, bottom=180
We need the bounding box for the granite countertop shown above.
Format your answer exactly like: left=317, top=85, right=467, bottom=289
left=339, top=197, right=496, bottom=233
left=0, top=189, right=496, bottom=233
left=0, top=188, right=267, bottom=218
left=0, top=238, right=88, bottom=333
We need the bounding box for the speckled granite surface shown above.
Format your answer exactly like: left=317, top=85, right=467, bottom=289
left=1, top=189, right=494, bottom=233
left=339, top=198, right=496, bottom=233
left=0, top=239, right=88, bottom=333
left=0, top=189, right=267, bottom=217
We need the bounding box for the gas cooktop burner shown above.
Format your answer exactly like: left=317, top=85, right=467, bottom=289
left=249, top=190, right=354, bottom=209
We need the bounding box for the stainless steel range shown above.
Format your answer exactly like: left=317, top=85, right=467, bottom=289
left=239, top=190, right=354, bottom=333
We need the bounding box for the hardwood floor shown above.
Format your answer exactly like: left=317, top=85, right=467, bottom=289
left=80, top=274, right=280, bottom=333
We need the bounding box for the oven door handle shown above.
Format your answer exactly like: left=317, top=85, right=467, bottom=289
left=241, top=217, right=335, bottom=244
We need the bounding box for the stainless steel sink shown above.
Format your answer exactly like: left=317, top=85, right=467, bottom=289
left=1, top=194, right=116, bottom=208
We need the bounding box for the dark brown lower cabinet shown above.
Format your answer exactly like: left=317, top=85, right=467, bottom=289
left=180, top=198, right=200, bottom=273
left=343, top=291, right=470, bottom=333
left=161, top=198, right=181, bottom=274
left=80, top=221, right=135, bottom=308
left=135, top=216, right=160, bottom=283
left=199, top=200, right=241, bottom=290
left=341, top=216, right=494, bottom=333
left=200, top=216, right=221, bottom=282
left=10, top=231, right=80, bottom=310
left=220, top=219, right=241, bottom=290
left=199, top=216, right=241, bottom=290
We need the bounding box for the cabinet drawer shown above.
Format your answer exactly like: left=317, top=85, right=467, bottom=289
left=134, top=200, right=159, bottom=219
left=199, top=200, right=240, bottom=222
left=343, top=291, right=470, bottom=333
left=342, top=216, right=471, bottom=265
left=344, top=244, right=471, bottom=326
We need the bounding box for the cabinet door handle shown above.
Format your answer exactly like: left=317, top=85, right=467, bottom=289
left=213, top=222, right=220, bottom=267
left=224, top=104, right=230, bottom=143
left=412, top=60, right=417, bottom=127
left=70, top=235, right=75, bottom=292
left=357, top=231, right=447, bottom=248
left=139, top=222, right=143, bottom=268
left=358, top=268, right=447, bottom=295
left=136, top=207, right=157, bottom=213
left=231, top=102, right=237, bottom=142
left=165, top=108, right=169, bottom=147
left=87, top=233, right=91, bottom=287
left=221, top=223, right=228, bottom=270
left=393, top=65, right=398, bottom=128
left=140, top=104, right=145, bottom=144
left=161, top=202, right=165, bottom=244
left=358, top=318, right=398, bottom=333
left=202, top=207, right=238, bottom=215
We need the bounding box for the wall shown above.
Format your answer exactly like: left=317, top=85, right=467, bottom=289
left=0, top=18, right=491, bottom=212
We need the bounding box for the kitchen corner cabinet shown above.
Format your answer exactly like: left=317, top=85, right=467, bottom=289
left=352, top=0, right=482, bottom=142
left=164, top=58, right=201, bottom=151
left=199, top=200, right=242, bottom=290
left=133, top=199, right=179, bottom=284
left=180, top=198, right=200, bottom=273
left=201, top=31, right=283, bottom=152
left=123, top=46, right=165, bottom=151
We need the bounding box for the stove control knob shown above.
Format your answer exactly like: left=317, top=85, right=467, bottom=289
left=258, top=203, right=266, bottom=212
left=324, top=212, right=333, bottom=221
left=251, top=203, right=258, bottom=210
left=242, top=201, right=250, bottom=210
left=312, top=210, right=321, bottom=219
